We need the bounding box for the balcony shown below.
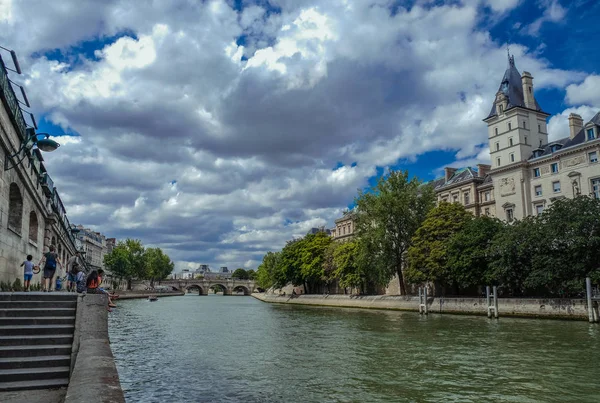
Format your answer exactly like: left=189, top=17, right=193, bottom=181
left=51, top=188, right=66, bottom=218
left=0, top=55, right=27, bottom=141
left=40, top=172, right=54, bottom=197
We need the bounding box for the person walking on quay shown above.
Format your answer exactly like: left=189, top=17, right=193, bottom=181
left=20, top=254, right=34, bottom=292
left=66, top=252, right=83, bottom=292
left=38, top=245, right=63, bottom=292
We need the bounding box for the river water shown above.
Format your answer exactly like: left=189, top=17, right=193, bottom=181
left=108, top=295, right=600, bottom=403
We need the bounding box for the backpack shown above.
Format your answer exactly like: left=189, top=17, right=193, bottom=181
left=76, top=271, right=86, bottom=293
left=45, top=252, right=57, bottom=270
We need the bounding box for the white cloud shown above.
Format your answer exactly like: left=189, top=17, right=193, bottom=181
left=565, top=75, right=600, bottom=106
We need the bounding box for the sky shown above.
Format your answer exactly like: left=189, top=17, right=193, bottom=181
left=0, top=0, right=599, bottom=272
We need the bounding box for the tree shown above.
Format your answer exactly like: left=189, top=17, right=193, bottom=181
left=143, top=247, right=174, bottom=287
left=488, top=216, right=540, bottom=296
left=446, top=216, right=504, bottom=293
left=299, top=232, right=332, bottom=293
left=406, top=202, right=473, bottom=294
left=256, top=251, right=281, bottom=290
left=246, top=269, right=256, bottom=280
left=277, top=238, right=306, bottom=288
left=333, top=241, right=363, bottom=290
left=525, top=196, right=600, bottom=296
left=232, top=268, right=249, bottom=280
left=355, top=170, right=435, bottom=295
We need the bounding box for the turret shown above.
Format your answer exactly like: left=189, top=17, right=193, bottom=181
left=521, top=71, right=534, bottom=109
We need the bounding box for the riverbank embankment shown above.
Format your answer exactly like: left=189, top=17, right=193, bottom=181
left=115, top=291, right=185, bottom=300
left=253, top=293, right=594, bottom=320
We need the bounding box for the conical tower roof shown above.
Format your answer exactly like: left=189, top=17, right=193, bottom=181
left=486, top=55, right=546, bottom=119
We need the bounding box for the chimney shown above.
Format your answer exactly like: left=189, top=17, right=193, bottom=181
left=476, top=164, right=491, bottom=178
left=521, top=71, right=534, bottom=109
left=568, top=113, right=583, bottom=139
left=444, top=167, right=457, bottom=182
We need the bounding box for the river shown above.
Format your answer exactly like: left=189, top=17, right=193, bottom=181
left=108, top=294, right=600, bottom=402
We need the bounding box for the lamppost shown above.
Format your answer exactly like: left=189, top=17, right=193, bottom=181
left=5, top=127, right=60, bottom=170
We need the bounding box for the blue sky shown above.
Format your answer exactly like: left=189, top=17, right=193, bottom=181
left=2, top=0, right=599, bottom=270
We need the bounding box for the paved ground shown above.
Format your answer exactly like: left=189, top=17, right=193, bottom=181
left=0, top=388, right=66, bottom=403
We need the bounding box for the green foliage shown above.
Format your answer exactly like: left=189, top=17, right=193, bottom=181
left=256, top=251, right=281, bottom=290
left=446, top=216, right=504, bottom=291
left=11, top=278, right=23, bottom=291
left=299, top=232, right=332, bottom=293
left=354, top=170, right=435, bottom=294
left=246, top=269, right=256, bottom=280
left=104, top=239, right=174, bottom=286
left=332, top=241, right=362, bottom=289
left=232, top=268, right=249, bottom=280
left=406, top=202, right=473, bottom=288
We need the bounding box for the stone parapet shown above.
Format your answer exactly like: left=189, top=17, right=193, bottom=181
left=65, top=294, right=124, bottom=403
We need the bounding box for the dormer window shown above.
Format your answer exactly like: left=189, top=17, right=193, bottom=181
left=498, top=105, right=504, bottom=114
left=550, top=144, right=562, bottom=153
left=587, top=128, right=596, bottom=141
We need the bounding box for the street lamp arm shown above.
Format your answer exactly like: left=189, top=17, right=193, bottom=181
left=4, top=130, right=60, bottom=171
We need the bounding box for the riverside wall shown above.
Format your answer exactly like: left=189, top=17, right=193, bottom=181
left=65, top=294, right=125, bottom=403
left=253, top=293, right=596, bottom=320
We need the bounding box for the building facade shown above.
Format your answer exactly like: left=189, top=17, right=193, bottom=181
left=0, top=50, right=81, bottom=284
left=437, top=55, right=600, bottom=220
left=330, top=212, right=355, bottom=242
left=75, top=225, right=107, bottom=271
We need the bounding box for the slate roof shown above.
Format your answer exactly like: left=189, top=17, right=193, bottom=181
left=486, top=55, right=546, bottom=119
left=431, top=167, right=487, bottom=191
left=528, top=111, right=600, bottom=160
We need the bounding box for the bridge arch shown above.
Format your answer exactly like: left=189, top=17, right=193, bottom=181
left=207, top=283, right=230, bottom=295
left=232, top=285, right=251, bottom=296
left=186, top=284, right=206, bottom=295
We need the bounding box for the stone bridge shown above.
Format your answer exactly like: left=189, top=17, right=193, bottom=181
left=154, top=279, right=257, bottom=296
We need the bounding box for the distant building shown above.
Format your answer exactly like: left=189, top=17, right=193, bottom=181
left=106, top=238, right=116, bottom=255
left=307, top=227, right=331, bottom=236
left=219, top=266, right=229, bottom=273
left=430, top=165, right=493, bottom=217
left=75, top=225, right=107, bottom=271
left=330, top=212, right=355, bottom=242
left=180, top=269, right=193, bottom=280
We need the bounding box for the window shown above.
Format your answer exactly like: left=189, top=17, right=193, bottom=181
left=550, top=144, right=561, bottom=153
left=551, top=163, right=559, bottom=174
left=535, top=185, right=542, bottom=196
left=529, top=86, right=532, bottom=94
left=508, top=122, right=512, bottom=130
left=593, top=178, right=600, bottom=199
left=8, top=183, right=23, bottom=234
left=484, top=208, right=490, bottom=216
left=538, top=124, right=541, bottom=132
left=506, top=208, right=514, bottom=223
left=453, top=194, right=458, bottom=203
left=484, top=191, right=491, bottom=201
left=495, top=142, right=499, bottom=151
left=343, top=226, right=346, bottom=235
left=464, top=192, right=470, bottom=205
left=495, top=128, right=498, bottom=136
left=590, top=151, right=598, bottom=163
left=553, top=181, right=561, bottom=193
left=509, top=137, right=514, bottom=146
left=587, top=128, right=596, bottom=141
left=525, top=136, right=528, bottom=144
left=536, top=205, right=544, bottom=215
left=523, top=121, right=527, bottom=129
left=496, top=158, right=501, bottom=167
left=28, top=211, right=38, bottom=243
left=533, top=168, right=540, bottom=177
left=499, top=105, right=503, bottom=114
left=510, top=153, right=515, bottom=162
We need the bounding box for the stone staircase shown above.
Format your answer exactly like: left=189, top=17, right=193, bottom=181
left=0, top=292, right=77, bottom=391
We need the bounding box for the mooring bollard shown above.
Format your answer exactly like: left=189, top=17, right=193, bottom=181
left=418, top=287, right=428, bottom=315
left=586, top=277, right=595, bottom=323
left=493, top=285, right=499, bottom=319
left=486, top=286, right=498, bottom=319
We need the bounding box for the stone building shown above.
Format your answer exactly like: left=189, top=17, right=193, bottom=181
left=75, top=225, right=106, bottom=271
left=431, top=164, right=493, bottom=216
left=330, top=211, right=355, bottom=242
left=438, top=54, right=600, bottom=220
left=0, top=50, right=81, bottom=284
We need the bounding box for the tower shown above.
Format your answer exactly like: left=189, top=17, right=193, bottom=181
left=483, top=55, right=550, bottom=222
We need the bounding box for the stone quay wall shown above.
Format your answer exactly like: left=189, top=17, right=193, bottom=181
left=65, top=294, right=125, bottom=403
left=253, top=293, right=594, bottom=320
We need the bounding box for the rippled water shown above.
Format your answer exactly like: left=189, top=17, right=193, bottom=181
left=108, top=295, right=600, bottom=403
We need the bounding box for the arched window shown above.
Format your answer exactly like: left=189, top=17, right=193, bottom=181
left=28, top=211, right=38, bottom=243
left=8, top=183, right=23, bottom=234
left=51, top=236, right=56, bottom=248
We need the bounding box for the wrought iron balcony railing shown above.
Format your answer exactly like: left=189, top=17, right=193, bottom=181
left=0, top=55, right=26, bottom=141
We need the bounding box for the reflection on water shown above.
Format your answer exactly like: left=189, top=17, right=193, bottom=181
left=109, top=295, right=600, bottom=403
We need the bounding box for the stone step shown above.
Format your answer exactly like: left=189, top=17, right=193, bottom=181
left=0, top=366, right=70, bottom=383
left=0, top=307, right=76, bottom=317
left=0, top=316, right=75, bottom=326
left=0, top=334, right=73, bottom=347
left=0, top=292, right=77, bottom=302
left=0, top=344, right=72, bottom=358
left=0, top=377, right=69, bottom=392
left=0, top=355, right=71, bottom=370
left=0, top=324, right=74, bottom=336
left=0, top=300, right=77, bottom=309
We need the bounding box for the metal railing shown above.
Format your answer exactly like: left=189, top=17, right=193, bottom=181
left=40, top=171, right=54, bottom=194
left=0, top=55, right=26, bottom=141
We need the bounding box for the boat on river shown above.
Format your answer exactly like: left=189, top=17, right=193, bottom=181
left=148, top=296, right=158, bottom=302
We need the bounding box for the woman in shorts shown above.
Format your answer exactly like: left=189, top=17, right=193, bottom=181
left=38, top=245, right=63, bottom=292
